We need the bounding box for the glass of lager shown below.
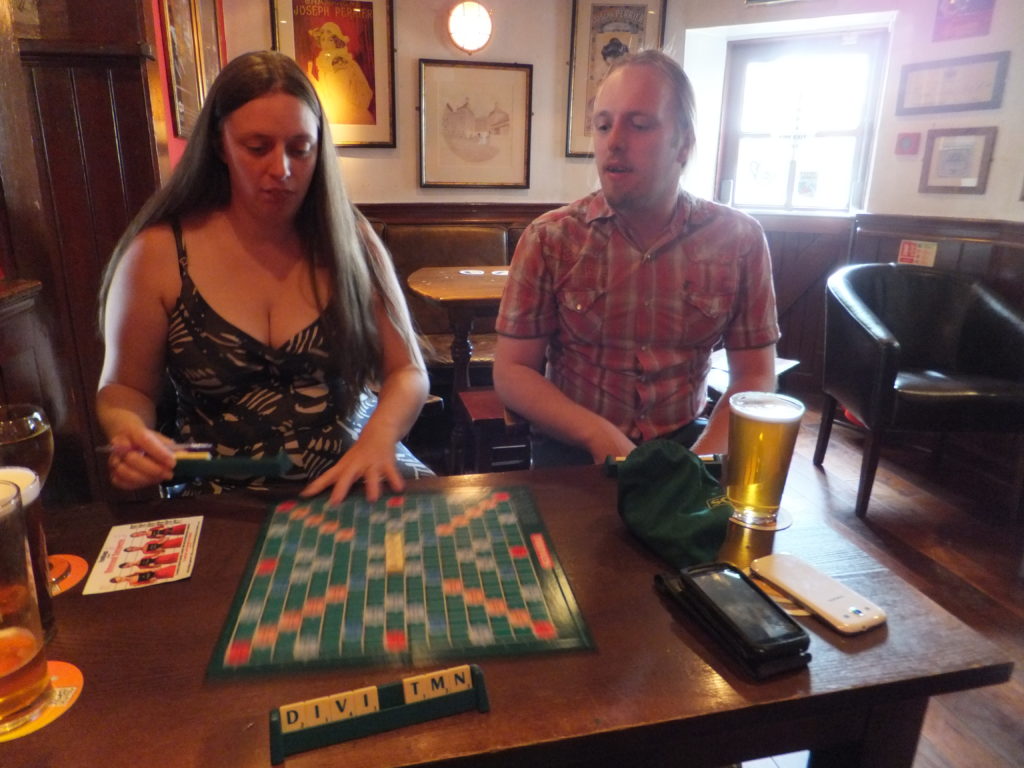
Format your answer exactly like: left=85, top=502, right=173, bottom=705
left=0, top=480, right=52, bottom=732
left=724, top=392, right=805, bottom=529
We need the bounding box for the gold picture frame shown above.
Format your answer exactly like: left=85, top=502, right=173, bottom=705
left=566, top=0, right=665, bottom=157
left=272, top=0, right=396, bottom=148
left=418, top=59, right=532, bottom=189
left=162, top=0, right=222, bottom=138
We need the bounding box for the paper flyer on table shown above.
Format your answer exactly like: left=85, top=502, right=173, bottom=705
left=83, top=516, right=203, bottom=594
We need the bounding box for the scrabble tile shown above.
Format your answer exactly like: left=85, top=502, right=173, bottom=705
left=278, top=685, right=380, bottom=733
left=402, top=664, right=473, bottom=703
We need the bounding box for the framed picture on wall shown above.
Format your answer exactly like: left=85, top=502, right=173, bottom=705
left=162, top=0, right=222, bottom=138
left=895, top=51, right=1010, bottom=115
left=566, top=0, right=666, bottom=157
left=272, top=0, right=396, bottom=148
left=933, top=0, right=995, bottom=41
left=195, top=0, right=222, bottom=95
left=918, top=127, right=997, bottom=195
left=418, top=59, right=532, bottom=188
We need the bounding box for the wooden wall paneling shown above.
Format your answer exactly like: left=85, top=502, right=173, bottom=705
left=850, top=214, right=1024, bottom=314
left=757, top=217, right=852, bottom=393
left=21, top=57, right=112, bottom=501
left=358, top=202, right=561, bottom=227
left=991, top=245, right=1024, bottom=309
left=0, top=4, right=83, bottom=502
left=0, top=177, right=13, bottom=277
left=0, top=281, right=45, bottom=405
left=958, top=240, right=995, bottom=277
left=17, top=41, right=161, bottom=502
left=27, top=53, right=156, bottom=409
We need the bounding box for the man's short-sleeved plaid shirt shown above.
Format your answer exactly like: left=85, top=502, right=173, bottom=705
left=496, top=190, right=780, bottom=441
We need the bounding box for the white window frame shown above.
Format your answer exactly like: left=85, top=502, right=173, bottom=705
left=718, top=30, right=888, bottom=212
left=681, top=12, right=896, bottom=213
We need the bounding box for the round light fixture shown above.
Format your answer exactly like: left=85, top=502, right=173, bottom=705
left=448, top=1, right=492, bottom=54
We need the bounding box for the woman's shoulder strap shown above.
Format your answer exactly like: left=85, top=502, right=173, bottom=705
left=170, top=219, right=188, bottom=276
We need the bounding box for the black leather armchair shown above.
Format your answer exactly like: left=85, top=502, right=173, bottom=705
left=813, top=263, right=1024, bottom=519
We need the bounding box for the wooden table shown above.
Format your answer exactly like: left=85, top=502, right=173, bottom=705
left=407, top=267, right=513, bottom=473
left=407, top=266, right=507, bottom=396
left=12, top=466, right=1012, bottom=768
left=706, top=347, right=801, bottom=402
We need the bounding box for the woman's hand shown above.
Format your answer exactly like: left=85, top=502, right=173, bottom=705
left=106, top=427, right=177, bottom=491
left=299, top=278, right=428, bottom=506
left=300, top=431, right=404, bottom=505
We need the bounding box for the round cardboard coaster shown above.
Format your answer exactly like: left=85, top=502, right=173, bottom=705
left=48, top=555, right=89, bottom=595
left=0, top=660, right=83, bottom=742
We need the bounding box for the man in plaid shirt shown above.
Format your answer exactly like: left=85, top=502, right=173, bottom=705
left=494, top=50, right=779, bottom=467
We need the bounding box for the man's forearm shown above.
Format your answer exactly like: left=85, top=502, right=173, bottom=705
left=691, top=359, right=777, bottom=455
left=494, top=363, right=634, bottom=461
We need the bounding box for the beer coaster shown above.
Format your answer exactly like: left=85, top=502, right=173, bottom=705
left=0, top=660, right=83, bottom=741
left=729, top=509, right=793, bottom=532
left=48, top=555, right=89, bottom=595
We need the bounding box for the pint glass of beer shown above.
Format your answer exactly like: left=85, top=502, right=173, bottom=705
left=0, top=479, right=52, bottom=732
left=724, top=392, right=805, bottom=528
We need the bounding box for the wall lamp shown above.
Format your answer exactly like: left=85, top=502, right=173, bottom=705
left=447, top=1, right=493, bottom=54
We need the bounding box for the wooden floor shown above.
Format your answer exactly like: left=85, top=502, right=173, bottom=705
left=763, top=394, right=1024, bottom=768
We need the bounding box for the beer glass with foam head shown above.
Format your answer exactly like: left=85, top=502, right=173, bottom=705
left=0, top=480, right=52, bottom=732
left=0, top=468, right=54, bottom=642
left=724, top=392, right=805, bottom=528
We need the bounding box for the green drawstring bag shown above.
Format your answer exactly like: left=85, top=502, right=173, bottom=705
left=616, top=439, right=734, bottom=568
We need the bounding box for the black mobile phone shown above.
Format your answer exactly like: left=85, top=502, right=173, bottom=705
left=655, top=562, right=810, bottom=679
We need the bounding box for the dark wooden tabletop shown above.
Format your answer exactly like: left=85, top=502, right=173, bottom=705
left=8, top=466, right=1012, bottom=768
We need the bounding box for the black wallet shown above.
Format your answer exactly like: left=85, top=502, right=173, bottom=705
left=655, top=563, right=811, bottom=680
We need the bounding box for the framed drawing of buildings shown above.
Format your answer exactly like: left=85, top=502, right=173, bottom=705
left=419, top=59, right=532, bottom=188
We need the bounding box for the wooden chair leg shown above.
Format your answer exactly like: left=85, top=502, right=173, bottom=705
left=450, top=419, right=468, bottom=475
left=473, top=424, right=493, bottom=473
left=856, top=429, right=884, bottom=519
left=813, top=394, right=838, bottom=466
left=1012, top=445, right=1024, bottom=524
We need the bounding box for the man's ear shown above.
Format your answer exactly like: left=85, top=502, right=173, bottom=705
left=676, top=131, right=693, bottom=166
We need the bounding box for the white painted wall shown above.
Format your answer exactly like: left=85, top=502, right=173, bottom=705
left=221, top=0, right=598, bottom=204
left=220, top=0, right=1023, bottom=221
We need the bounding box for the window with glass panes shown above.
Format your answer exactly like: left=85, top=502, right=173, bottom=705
left=718, top=31, right=887, bottom=212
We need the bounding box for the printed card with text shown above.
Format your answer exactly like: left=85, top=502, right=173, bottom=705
left=83, top=516, right=202, bottom=594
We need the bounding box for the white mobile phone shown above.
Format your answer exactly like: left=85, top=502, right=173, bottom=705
left=750, top=553, right=887, bottom=635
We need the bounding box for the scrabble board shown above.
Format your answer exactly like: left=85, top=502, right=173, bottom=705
left=209, top=486, right=591, bottom=675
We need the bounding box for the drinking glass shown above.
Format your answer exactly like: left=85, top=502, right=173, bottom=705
left=724, top=392, right=805, bottom=529
left=0, top=468, right=54, bottom=641
left=0, top=480, right=52, bottom=732
left=0, top=404, right=67, bottom=606
left=0, top=405, right=53, bottom=484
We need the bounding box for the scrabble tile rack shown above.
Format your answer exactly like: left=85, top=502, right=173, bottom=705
left=269, top=664, right=489, bottom=763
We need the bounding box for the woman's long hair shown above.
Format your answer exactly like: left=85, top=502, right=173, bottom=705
left=98, top=50, right=421, bottom=417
